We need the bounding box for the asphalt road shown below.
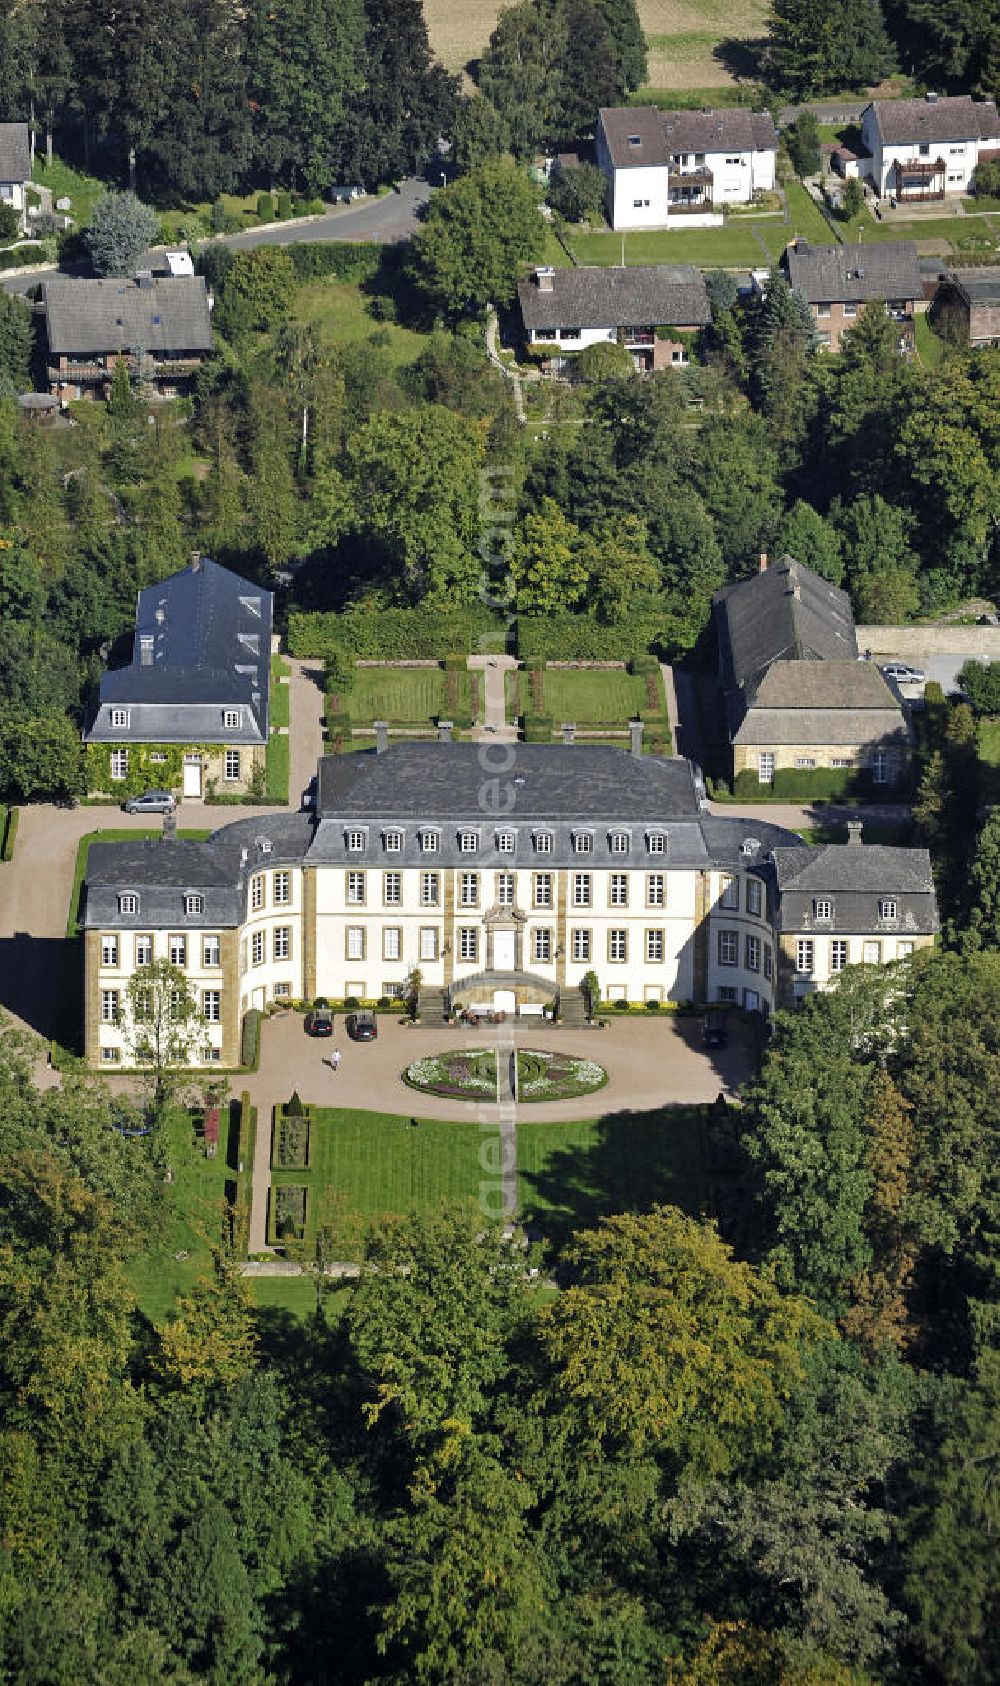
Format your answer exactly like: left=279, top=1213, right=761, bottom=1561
left=0, top=177, right=432, bottom=295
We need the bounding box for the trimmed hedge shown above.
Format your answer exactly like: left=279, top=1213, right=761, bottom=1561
left=289, top=605, right=505, bottom=661
left=1, top=806, right=18, bottom=862
left=285, top=241, right=384, bottom=283
left=517, top=613, right=670, bottom=661
left=241, top=1009, right=262, bottom=1071
left=731, top=766, right=905, bottom=800
left=524, top=714, right=553, bottom=742
left=234, top=1091, right=256, bottom=1240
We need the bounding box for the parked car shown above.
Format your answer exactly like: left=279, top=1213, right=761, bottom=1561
left=346, top=1010, right=377, bottom=1042
left=331, top=183, right=365, bottom=202
left=123, top=789, right=176, bottom=814
left=702, top=1011, right=728, bottom=1049
left=881, top=662, right=925, bottom=685
left=304, top=1007, right=334, bottom=1037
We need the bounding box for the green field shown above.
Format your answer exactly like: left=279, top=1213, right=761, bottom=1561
left=520, top=666, right=659, bottom=725
left=291, top=279, right=429, bottom=367
left=270, top=1108, right=501, bottom=1253
left=562, top=223, right=769, bottom=267
left=270, top=652, right=290, bottom=729
left=517, top=1106, right=713, bottom=1246
left=128, top=1106, right=239, bottom=1323
left=346, top=665, right=473, bottom=725
left=978, top=717, right=1000, bottom=804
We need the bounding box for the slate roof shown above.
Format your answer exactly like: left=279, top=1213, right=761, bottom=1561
left=948, top=265, right=1000, bottom=305
left=772, top=841, right=938, bottom=935
left=0, top=122, right=30, bottom=184
left=714, top=558, right=858, bottom=699
left=518, top=264, right=710, bottom=331
left=865, top=95, right=1000, bottom=147
left=85, top=557, right=273, bottom=745
left=43, top=275, right=213, bottom=357
left=786, top=239, right=923, bottom=304
left=599, top=105, right=778, bottom=169
left=734, top=708, right=909, bottom=746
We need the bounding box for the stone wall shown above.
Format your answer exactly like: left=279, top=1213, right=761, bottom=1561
left=857, top=625, right=1000, bottom=659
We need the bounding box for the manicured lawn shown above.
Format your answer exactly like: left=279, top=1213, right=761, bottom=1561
left=519, top=666, right=664, bottom=725
left=31, top=153, right=106, bottom=227
left=914, top=313, right=947, bottom=368
left=270, top=653, right=290, bottom=729
left=842, top=213, right=999, bottom=252
left=128, top=1105, right=240, bottom=1324
left=978, top=717, right=1000, bottom=804
left=518, top=1106, right=716, bottom=1247
left=248, top=1276, right=347, bottom=1319
left=291, top=279, right=428, bottom=367
left=778, top=181, right=838, bottom=249
left=66, top=828, right=212, bottom=937
left=561, top=223, right=768, bottom=267
left=265, top=732, right=289, bottom=802
left=270, top=1108, right=500, bottom=1255
left=346, top=665, right=473, bottom=725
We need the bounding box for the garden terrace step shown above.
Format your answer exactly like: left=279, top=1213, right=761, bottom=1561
left=558, top=986, right=589, bottom=1025
left=418, top=987, right=448, bottom=1025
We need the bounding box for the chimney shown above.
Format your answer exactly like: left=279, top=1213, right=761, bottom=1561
left=535, top=265, right=556, bottom=292
left=758, top=552, right=768, bottom=573
left=437, top=719, right=453, bottom=743
left=374, top=720, right=389, bottom=755
left=162, top=809, right=176, bottom=841
left=629, top=718, right=644, bottom=758
left=846, top=819, right=863, bottom=846
left=189, top=551, right=202, bottom=572
left=790, top=581, right=801, bottom=600
left=561, top=721, right=576, bottom=745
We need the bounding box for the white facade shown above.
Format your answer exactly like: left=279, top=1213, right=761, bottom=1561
left=93, top=926, right=230, bottom=1067
left=787, top=929, right=920, bottom=1002
left=597, top=114, right=775, bottom=231
left=860, top=99, right=999, bottom=198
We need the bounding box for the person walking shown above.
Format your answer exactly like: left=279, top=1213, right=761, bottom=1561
left=331, top=1048, right=341, bottom=1073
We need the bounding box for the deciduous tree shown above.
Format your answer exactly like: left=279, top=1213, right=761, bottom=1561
left=408, top=160, right=546, bottom=317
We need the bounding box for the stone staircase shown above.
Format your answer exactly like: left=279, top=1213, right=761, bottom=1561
left=417, top=986, right=449, bottom=1025
left=558, top=986, right=589, bottom=1025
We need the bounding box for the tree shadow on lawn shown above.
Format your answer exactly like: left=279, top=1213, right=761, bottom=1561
left=713, top=37, right=769, bottom=83
left=519, top=1103, right=754, bottom=1257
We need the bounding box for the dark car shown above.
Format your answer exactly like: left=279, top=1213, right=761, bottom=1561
left=304, top=1007, right=334, bottom=1037
left=702, top=1011, right=728, bottom=1049
left=123, top=789, right=176, bottom=815
left=346, top=1010, right=377, bottom=1042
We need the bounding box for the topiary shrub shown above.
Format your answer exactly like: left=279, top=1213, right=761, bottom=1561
left=734, top=769, right=764, bottom=797
left=614, top=997, right=630, bottom=1010
left=276, top=191, right=293, bottom=220
left=314, top=996, right=329, bottom=1009
left=343, top=996, right=360, bottom=1010
left=645, top=998, right=662, bottom=1011
left=286, top=1089, right=305, bottom=1116
left=256, top=192, right=275, bottom=222
left=241, top=1008, right=262, bottom=1069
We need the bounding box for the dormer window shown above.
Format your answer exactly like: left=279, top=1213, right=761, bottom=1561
left=119, top=893, right=138, bottom=915
left=421, top=830, right=439, bottom=854
left=223, top=709, right=242, bottom=729
left=573, top=831, right=593, bottom=854
left=110, top=708, right=130, bottom=729
left=647, top=832, right=665, bottom=855
left=879, top=899, right=897, bottom=921
left=627, top=134, right=641, bottom=147
left=459, top=830, right=479, bottom=853
left=184, top=894, right=204, bottom=916
left=384, top=829, right=403, bottom=853
left=813, top=899, right=833, bottom=921
left=346, top=829, right=366, bottom=852
left=533, top=831, right=552, bottom=854
left=496, top=830, right=515, bottom=853
left=239, top=595, right=262, bottom=618
left=609, top=832, right=629, bottom=855
left=237, top=632, right=260, bottom=655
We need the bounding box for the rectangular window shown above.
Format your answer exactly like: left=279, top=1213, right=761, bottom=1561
left=347, top=871, right=365, bottom=905
left=647, top=833, right=665, bottom=855
left=718, top=930, right=738, bottom=967
left=110, top=748, right=129, bottom=781
left=169, top=935, right=186, bottom=967
left=872, top=750, right=889, bottom=785
left=346, top=927, right=365, bottom=961
left=273, top=870, right=290, bottom=905
left=110, top=708, right=130, bottom=728
left=571, top=929, right=591, bottom=963
left=384, top=830, right=403, bottom=853
left=608, top=929, right=627, bottom=963
left=383, top=871, right=401, bottom=905
left=830, top=939, right=848, bottom=972
left=496, top=872, right=515, bottom=906
left=135, top=934, right=153, bottom=967
left=202, top=989, right=221, bottom=1022
left=224, top=749, right=241, bottom=781
left=813, top=899, right=832, bottom=921
left=420, top=872, right=440, bottom=906
left=421, top=831, right=439, bottom=854
left=496, top=831, right=515, bottom=853
left=863, top=940, right=881, bottom=965
left=223, top=709, right=241, bottom=729
left=251, top=931, right=265, bottom=966
left=100, top=989, right=120, bottom=1023
left=101, top=936, right=118, bottom=967
left=203, top=935, right=220, bottom=967
left=647, top=873, right=665, bottom=907
left=346, top=830, right=365, bottom=852
left=273, top=926, right=290, bottom=961
left=273, top=982, right=291, bottom=999
left=843, top=302, right=858, bottom=317
left=764, top=944, right=773, bottom=980
left=879, top=899, right=897, bottom=921
left=609, top=833, right=629, bottom=855
left=816, top=302, right=831, bottom=318
left=574, top=833, right=593, bottom=854
left=572, top=873, right=591, bottom=908
left=758, top=752, right=774, bottom=784
left=251, top=876, right=264, bottom=911
left=419, top=926, right=439, bottom=962
left=898, top=939, right=915, bottom=958
left=534, top=832, right=552, bottom=854
left=383, top=927, right=401, bottom=961
left=718, top=985, right=738, bottom=1003
left=796, top=939, right=814, bottom=973
left=119, top=893, right=138, bottom=916
left=459, top=872, right=479, bottom=907
left=746, top=934, right=760, bottom=972
left=534, top=928, right=552, bottom=963
left=794, top=757, right=816, bottom=770
left=184, top=894, right=203, bottom=917
left=533, top=873, right=553, bottom=908
left=720, top=875, right=739, bottom=909
left=609, top=873, right=628, bottom=907
left=747, top=879, right=762, bottom=916
left=459, top=927, right=478, bottom=962
left=646, top=929, right=664, bottom=963
left=100, top=1047, right=121, bottom=1064
left=459, top=831, right=478, bottom=853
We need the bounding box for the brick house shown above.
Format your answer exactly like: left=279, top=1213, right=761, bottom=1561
left=933, top=266, right=1000, bottom=347
left=784, top=238, right=924, bottom=353
left=43, top=274, right=213, bottom=400
left=517, top=263, right=710, bottom=371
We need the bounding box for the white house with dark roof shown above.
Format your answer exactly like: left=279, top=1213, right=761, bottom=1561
left=517, top=262, right=710, bottom=370
left=43, top=274, right=214, bottom=400
left=80, top=742, right=938, bottom=1067
left=0, top=122, right=31, bottom=233
left=784, top=237, right=924, bottom=352
left=860, top=93, right=1000, bottom=200
left=597, top=105, right=778, bottom=230
left=84, top=555, right=274, bottom=800
left=713, top=556, right=910, bottom=787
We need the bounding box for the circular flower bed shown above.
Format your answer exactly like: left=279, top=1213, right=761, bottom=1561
left=404, top=1050, right=498, bottom=1099
left=516, top=1049, right=607, bottom=1101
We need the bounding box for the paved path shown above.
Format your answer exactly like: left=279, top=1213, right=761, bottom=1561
left=468, top=654, right=518, bottom=744
left=660, top=663, right=682, bottom=756
left=286, top=658, right=325, bottom=805
left=706, top=800, right=911, bottom=833
left=485, top=306, right=527, bottom=423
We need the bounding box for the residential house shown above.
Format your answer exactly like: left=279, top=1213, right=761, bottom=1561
left=84, top=555, right=273, bottom=800
left=933, top=266, right=1000, bottom=347
left=596, top=105, right=778, bottom=230
left=860, top=93, right=1000, bottom=200
left=772, top=824, right=937, bottom=1005
left=43, top=273, right=213, bottom=400
left=713, top=556, right=910, bottom=788
left=80, top=739, right=938, bottom=1067
left=0, top=122, right=31, bottom=233
left=784, top=237, right=924, bottom=352
left=517, top=263, right=710, bottom=371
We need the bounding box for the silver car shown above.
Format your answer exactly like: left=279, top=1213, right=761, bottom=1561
left=123, top=789, right=177, bottom=814
left=881, top=662, right=925, bottom=685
